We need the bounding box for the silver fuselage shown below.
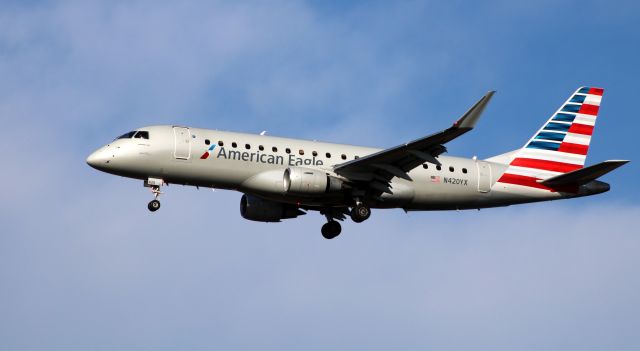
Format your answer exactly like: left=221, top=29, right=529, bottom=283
left=87, top=125, right=604, bottom=211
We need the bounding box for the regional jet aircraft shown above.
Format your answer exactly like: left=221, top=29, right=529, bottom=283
left=87, top=87, right=628, bottom=239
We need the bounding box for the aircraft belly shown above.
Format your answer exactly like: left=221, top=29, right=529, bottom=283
left=250, top=192, right=346, bottom=207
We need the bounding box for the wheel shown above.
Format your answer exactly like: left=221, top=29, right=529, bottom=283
left=350, top=204, right=371, bottom=223
left=321, top=221, right=341, bottom=239
left=148, top=199, right=161, bottom=212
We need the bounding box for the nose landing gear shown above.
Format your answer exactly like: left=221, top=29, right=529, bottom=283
left=148, top=199, right=161, bottom=211
left=144, top=178, right=164, bottom=212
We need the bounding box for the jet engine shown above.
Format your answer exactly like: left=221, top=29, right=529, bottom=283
left=283, top=167, right=343, bottom=195
left=240, top=194, right=305, bottom=222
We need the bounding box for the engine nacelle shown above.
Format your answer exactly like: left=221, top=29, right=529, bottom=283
left=240, top=194, right=304, bottom=222
left=283, top=167, right=343, bottom=195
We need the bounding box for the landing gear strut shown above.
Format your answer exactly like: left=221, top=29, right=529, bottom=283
left=145, top=178, right=164, bottom=212
left=321, top=221, right=341, bottom=239
left=350, top=204, right=371, bottom=223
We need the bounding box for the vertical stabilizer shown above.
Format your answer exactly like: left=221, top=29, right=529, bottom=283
left=495, top=87, right=604, bottom=191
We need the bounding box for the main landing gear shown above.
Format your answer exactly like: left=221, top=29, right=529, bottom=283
left=319, top=203, right=372, bottom=239
left=320, top=209, right=343, bottom=239
left=145, top=178, right=164, bottom=212
left=321, top=220, right=341, bottom=239
left=350, top=204, right=371, bottom=223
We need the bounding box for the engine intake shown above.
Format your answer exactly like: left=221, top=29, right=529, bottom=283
left=240, top=194, right=305, bottom=222
left=283, top=167, right=343, bottom=195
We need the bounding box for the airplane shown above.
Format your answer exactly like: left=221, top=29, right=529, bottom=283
left=87, top=87, right=628, bottom=239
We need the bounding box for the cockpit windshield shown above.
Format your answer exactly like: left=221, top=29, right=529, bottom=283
left=116, top=131, right=136, bottom=140
left=115, top=130, right=150, bottom=140
left=134, top=131, right=149, bottom=139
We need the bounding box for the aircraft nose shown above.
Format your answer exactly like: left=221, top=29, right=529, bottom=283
left=86, top=147, right=111, bottom=170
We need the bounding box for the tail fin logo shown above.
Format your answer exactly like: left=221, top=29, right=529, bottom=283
left=496, top=86, right=604, bottom=192
left=526, top=86, right=602, bottom=156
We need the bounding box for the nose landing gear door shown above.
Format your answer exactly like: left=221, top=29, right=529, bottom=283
left=173, top=127, right=191, bottom=160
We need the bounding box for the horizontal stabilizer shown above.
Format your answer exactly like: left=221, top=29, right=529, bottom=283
left=539, top=160, right=629, bottom=187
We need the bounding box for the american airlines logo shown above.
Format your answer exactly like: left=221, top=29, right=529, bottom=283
left=200, top=144, right=216, bottom=159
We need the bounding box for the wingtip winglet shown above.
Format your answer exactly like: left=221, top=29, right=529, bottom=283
left=454, top=90, right=496, bottom=130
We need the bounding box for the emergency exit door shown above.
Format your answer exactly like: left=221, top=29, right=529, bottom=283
left=476, top=161, right=492, bottom=193
left=173, top=127, right=191, bottom=160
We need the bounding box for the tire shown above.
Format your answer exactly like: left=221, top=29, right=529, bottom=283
left=321, top=221, right=341, bottom=239
left=350, top=204, right=371, bottom=223
left=148, top=200, right=161, bottom=212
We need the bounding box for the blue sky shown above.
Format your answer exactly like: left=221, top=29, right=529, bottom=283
left=1, top=1, right=639, bottom=350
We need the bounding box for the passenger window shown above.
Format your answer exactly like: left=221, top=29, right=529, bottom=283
left=232, top=142, right=237, bottom=148
left=341, top=154, right=347, bottom=160
left=134, top=131, right=149, bottom=139
left=218, top=141, right=224, bottom=146
left=299, top=149, right=304, bottom=155
left=326, top=153, right=331, bottom=158
left=312, top=151, right=318, bottom=157
left=272, top=146, right=278, bottom=152
left=205, top=139, right=210, bottom=145
left=259, top=145, right=264, bottom=151
left=286, top=148, right=291, bottom=154
left=449, top=166, right=454, bottom=172
left=462, top=168, right=468, bottom=174
left=436, top=165, right=442, bottom=171
left=245, top=144, right=251, bottom=150
left=422, top=164, right=428, bottom=169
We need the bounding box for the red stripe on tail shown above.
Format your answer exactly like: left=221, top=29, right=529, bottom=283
left=568, top=123, right=594, bottom=135
left=510, top=158, right=583, bottom=173
left=558, top=142, right=589, bottom=155
left=578, top=104, right=599, bottom=115
left=588, top=87, right=604, bottom=96
left=497, top=173, right=579, bottom=193
left=497, top=173, right=551, bottom=191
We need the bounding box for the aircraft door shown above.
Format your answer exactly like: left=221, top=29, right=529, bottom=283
left=476, top=161, right=492, bottom=193
left=173, top=127, right=191, bottom=160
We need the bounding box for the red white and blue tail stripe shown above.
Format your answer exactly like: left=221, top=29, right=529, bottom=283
left=496, top=86, right=603, bottom=192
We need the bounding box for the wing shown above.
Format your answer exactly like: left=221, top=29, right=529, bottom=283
left=333, top=91, right=495, bottom=195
